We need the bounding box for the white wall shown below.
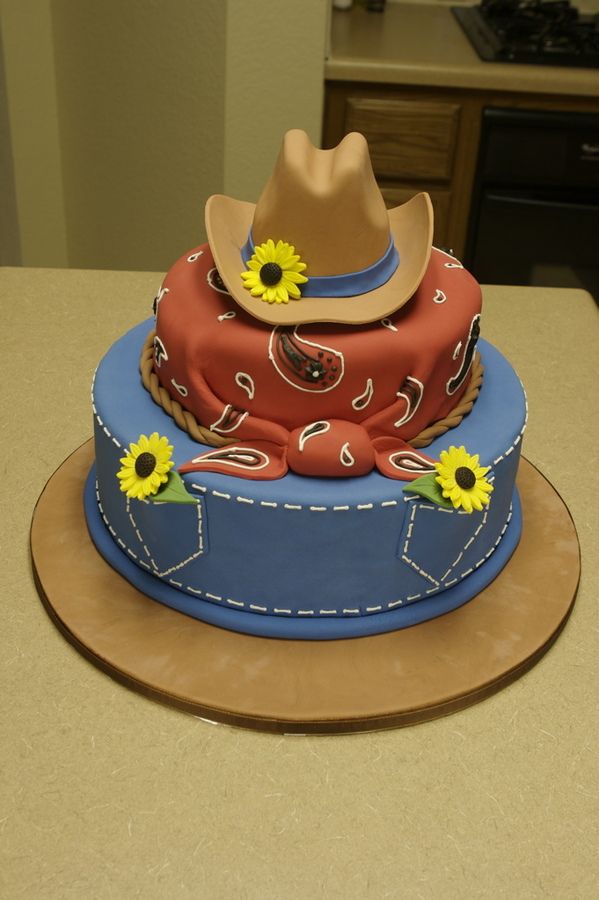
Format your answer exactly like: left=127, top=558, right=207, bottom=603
left=223, top=0, right=328, bottom=202
left=1, top=0, right=68, bottom=266
left=0, top=0, right=328, bottom=271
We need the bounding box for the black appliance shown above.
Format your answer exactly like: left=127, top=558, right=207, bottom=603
left=453, top=0, right=599, bottom=67
left=464, top=107, right=599, bottom=297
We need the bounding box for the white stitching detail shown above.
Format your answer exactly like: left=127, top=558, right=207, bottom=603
left=493, top=383, right=527, bottom=465
left=93, top=406, right=123, bottom=449
left=124, top=496, right=204, bottom=577
left=94, top=486, right=514, bottom=620
left=187, top=483, right=401, bottom=513
left=400, top=559, right=439, bottom=586
left=401, top=504, right=491, bottom=586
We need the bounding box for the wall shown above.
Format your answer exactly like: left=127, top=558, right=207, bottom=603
left=50, top=0, right=228, bottom=271
left=0, top=17, right=20, bottom=267
left=1, top=0, right=67, bottom=267
left=1, top=0, right=327, bottom=272
left=223, top=0, right=328, bottom=202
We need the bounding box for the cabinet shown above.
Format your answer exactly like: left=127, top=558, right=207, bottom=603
left=324, top=81, right=599, bottom=259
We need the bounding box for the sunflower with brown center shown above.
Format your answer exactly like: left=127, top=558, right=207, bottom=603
left=117, top=432, right=174, bottom=500
left=241, top=239, right=308, bottom=304
left=435, top=445, right=493, bottom=514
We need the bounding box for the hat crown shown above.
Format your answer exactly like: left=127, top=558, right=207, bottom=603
left=252, top=130, right=390, bottom=277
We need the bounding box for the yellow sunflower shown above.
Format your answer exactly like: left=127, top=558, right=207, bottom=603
left=117, top=432, right=174, bottom=500
left=241, top=238, right=308, bottom=304
left=435, top=445, right=493, bottom=514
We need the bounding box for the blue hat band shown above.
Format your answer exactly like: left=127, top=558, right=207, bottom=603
left=241, top=233, right=399, bottom=299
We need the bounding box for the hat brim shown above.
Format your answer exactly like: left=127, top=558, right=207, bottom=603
left=205, top=192, right=434, bottom=326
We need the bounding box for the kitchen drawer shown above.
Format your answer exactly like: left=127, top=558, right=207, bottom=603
left=380, top=185, right=451, bottom=247
left=344, top=98, right=460, bottom=182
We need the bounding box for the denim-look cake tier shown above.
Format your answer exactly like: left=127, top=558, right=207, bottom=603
left=87, top=321, right=526, bottom=639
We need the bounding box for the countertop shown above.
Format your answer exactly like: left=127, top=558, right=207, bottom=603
left=2, top=266, right=599, bottom=898
left=327, top=2, right=599, bottom=96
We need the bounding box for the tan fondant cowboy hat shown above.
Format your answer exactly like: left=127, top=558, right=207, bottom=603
left=206, top=129, right=433, bottom=326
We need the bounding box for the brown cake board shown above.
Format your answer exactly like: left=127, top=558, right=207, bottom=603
left=30, top=441, right=580, bottom=734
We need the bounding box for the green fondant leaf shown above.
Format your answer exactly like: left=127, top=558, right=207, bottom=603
left=148, top=471, right=198, bottom=505
left=402, top=472, right=454, bottom=509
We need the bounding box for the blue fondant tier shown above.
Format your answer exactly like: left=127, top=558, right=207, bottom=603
left=88, top=320, right=527, bottom=639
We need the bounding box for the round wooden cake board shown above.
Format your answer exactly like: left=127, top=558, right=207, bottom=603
left=31, top=441, right=580, bottom=734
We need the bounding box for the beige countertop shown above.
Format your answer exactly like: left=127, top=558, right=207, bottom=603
left=2, top=266, right=599, bottom=898
left=327, top=2, right=599, bottom=96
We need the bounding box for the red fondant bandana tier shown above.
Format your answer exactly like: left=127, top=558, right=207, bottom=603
left=151, top=245, right=481, bottom=480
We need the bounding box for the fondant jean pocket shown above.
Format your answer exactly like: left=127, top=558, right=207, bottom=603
left=126, top=495, right=207, bottom=578
left=398, top=500, right=488, bottom=589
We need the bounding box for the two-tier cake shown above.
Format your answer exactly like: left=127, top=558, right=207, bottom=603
left=86, top=130, right=526, bottom=639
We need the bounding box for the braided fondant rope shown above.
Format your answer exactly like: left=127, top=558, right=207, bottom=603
left=140, top=334, right=231, bottom=447
left=410, top=352, right=484, bottom=449
left=140, top=331, right=483, bottom=451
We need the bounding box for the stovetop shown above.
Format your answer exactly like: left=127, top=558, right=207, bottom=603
left=453, top=0, right=599, bottom=67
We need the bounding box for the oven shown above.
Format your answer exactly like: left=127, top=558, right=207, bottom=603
left=452, top=0, right=599, bottom=68
left=463, top=107, right=599, bottom=296
left=451, top=0, right=599, bottom=296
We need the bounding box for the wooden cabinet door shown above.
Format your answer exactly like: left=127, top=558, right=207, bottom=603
left=344, top=97, right=460, bottom=181
left=380, top=185, right=451, bottom=248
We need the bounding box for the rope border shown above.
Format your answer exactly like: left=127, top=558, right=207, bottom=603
left=140, top=330, right=483, bottom=450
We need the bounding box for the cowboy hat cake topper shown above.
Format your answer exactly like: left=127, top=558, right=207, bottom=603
left=205, top=129, right=434, bottom=326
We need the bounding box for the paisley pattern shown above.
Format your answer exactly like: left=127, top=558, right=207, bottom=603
left=152, top=286, right=169, bottom=316
left=394, top=376, right=424, bottom=428
left=269, top=327, right=344, bottom=393
left=209, top=404, right=248, bottom=434
left=298, top=420, right=330, bottom=451
left=352, top=378, right=374, bottom=411
left=151, top=244, right=482, bottom=482
left=153, top=335, right=168, bottom=367
left=180, top=442, right=287, bottom=480
left=447, top=314, right=480, bottom=396
left=340, top=442, right=355, bottom=467
left=288, top=420, right=375, bottom=477
left=207, top=267, right=230, bottom=295
left=372, top=437, right=437, bottom=481
left=235, top=371, right=255, bottom=400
